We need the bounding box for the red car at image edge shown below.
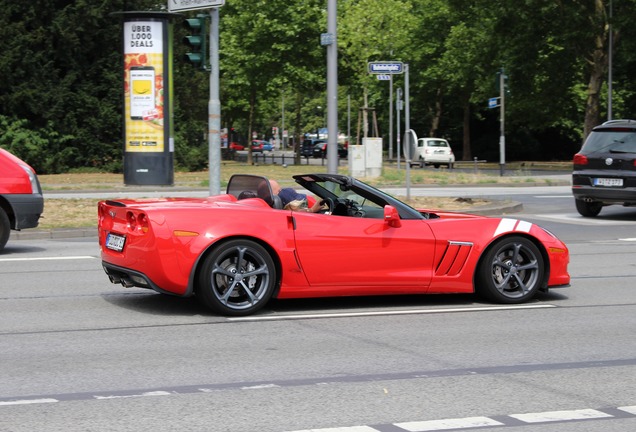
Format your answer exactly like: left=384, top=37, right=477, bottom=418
left=98, top=173, right=570, bottom=316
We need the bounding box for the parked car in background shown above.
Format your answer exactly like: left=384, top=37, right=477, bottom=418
left=252, top=140, right=273, bottom=152
left=411, top=137, right=455, bottom=168
left=301, top=139, right=326, bottom=157
left=572, top=119, right=636, bottom=217
left=0, top=148, right=44, bottom=251
left=312, top=141, right=348, bottom=159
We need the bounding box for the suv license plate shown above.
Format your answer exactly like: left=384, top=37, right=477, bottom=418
left=594, top=178, right=623, bottom=187
left=106, top=233, right=126, bottom=252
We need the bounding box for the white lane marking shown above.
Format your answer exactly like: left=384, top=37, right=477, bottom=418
left=619, top=238, right=636, bottom=242
left=396, top=416, right=504, bottom=431
left=618, top=406, right=636, bottom=415
left=286, top=427, right=378, bottom=432
left=240, top=384, right=281, bottom=390
left=93, top=391, right=172, bottom=400
left=0, top=256, right=97, bottom=262
left=510, top=409, right=613, bottom=423
left=228, top=305, right=556, bottom=322
left=0, top=398, right=59, bottom=406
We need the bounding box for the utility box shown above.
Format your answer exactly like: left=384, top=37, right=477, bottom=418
left=349, top=138, right=383, bottom=178
left=349, top=145, right=365, bottom=177
left=363, top=137, right=383, bottom=178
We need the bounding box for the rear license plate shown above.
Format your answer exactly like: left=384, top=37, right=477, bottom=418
left=594, top=178, right=623, bottom=187
left=106, top=233, right=126, bottom=252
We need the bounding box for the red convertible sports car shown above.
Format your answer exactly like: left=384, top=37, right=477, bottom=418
left=98, top=173, right=570, bottom=316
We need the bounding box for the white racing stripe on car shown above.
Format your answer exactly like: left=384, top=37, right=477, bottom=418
left=0, top=256, right=97, bottom=262
left=494, top=218, right=532, bottom=237
left=228, top=305, right=556, bottom=322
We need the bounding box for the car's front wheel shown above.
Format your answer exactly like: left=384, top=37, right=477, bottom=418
left=197, top=239, right=276, bottom=316
left=0, top=208, right=10, bottom=252
left=575, top=199, right=602, bottom=217
left=476, top=236, right=544, bottom=304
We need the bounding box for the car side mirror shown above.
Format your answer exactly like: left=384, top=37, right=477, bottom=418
left=383, top=205, right=401, bottom=227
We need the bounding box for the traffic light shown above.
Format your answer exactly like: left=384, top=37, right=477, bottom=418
left=183, top=14, right=208, bottom=71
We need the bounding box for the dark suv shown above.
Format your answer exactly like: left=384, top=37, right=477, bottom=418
left=572, top=119, right=636, bottom=217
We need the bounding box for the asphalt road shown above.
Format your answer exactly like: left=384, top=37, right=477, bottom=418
left=1, top=186, right=636, bottom=432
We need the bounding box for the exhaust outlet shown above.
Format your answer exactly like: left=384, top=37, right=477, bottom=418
left=120, top=277, right=135, bottom=288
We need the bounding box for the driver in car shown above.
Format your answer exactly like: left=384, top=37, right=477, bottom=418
left=277, top=184, right=325, bottom=213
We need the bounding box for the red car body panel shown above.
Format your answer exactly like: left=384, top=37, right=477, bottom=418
left=99, top=193, right=570, bottom=303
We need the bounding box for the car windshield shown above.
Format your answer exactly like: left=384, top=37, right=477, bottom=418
left=582, top=130, right=636, bottom=154
left=296, top=175, right=425, bottom=220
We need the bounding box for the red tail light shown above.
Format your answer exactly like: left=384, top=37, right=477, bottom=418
left=126, top=211, right=137, bottom=230
left=126, top=211, right=149, bottom=233
left=573, top=153, right=588, bottom=165
left=138, top=213, right=149, bottom=233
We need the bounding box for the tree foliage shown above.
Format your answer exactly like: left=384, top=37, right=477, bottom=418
left=0, top=0, right=632, bottom=172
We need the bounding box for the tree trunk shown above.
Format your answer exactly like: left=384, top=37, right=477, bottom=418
left=247, top=89, right=256, bottom=165
left=583, top=0, right=609, bottom=140
left=294, top=91, right=304, bottom=164
left=429, top=87, right=443, bottom=137
left=462, top=95, right=472, bottom=161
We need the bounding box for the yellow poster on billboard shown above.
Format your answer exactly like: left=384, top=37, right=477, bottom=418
left=123, top=22, right=164, bottom=152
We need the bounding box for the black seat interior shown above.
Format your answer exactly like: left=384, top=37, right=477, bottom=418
left=227, top=174, right=282, bottom=209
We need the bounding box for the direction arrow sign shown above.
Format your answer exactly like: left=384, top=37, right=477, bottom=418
left=168, top=0, right=225, bottom=12
left=368, top=61, right=403, bottom=74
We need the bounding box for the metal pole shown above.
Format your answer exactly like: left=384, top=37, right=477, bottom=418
left=281, top=93, right=285, bottom=149
left=499, top=68, right=505, bottom=177
left=404, top=64, right=410, bottom=200
left=347, top=94, right=351, bottom=145
left=389, top=74, right=393, bottom=162
left=396, top=87, right=401, bottom=169
left=209, top=8, right=221, bottom=194
left=326, top=0, right=338, bottom=174
left=608, top=0, right=613, bottom=121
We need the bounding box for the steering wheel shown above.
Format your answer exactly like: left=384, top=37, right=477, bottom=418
left=320, top=197, right=335, bottom=214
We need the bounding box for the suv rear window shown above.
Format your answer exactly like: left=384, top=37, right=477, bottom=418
left=581, top=128, right=636, bottom=153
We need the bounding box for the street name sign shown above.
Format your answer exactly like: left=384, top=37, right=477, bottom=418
left=168, top=0, right=225, bottom=12
left=368, top=61, right=404, bottom=74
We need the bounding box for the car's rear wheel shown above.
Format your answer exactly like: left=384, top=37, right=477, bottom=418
left=476, top=236, right=544, bottom=304
left=575, top=199, right=602, bottom=217
left=0, top=208, right=10, bottom=252
left=197, top=239, right=276, bottom=316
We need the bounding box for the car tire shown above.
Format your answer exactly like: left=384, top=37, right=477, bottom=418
left=476, top=236, right=544, bottom=304
left=575, top=199, right=602, bottom=217
left=196, top=239, right=276, bottom=316
left=0, top=208, right=9, bottom=252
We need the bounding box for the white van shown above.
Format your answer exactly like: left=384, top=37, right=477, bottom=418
left=411, top=137, right=455, bottom=168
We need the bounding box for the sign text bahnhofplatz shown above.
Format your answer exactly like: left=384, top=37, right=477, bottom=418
left=368, top=62, right=404, bottom=74
left=168, top=0, right=224, bottom=12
